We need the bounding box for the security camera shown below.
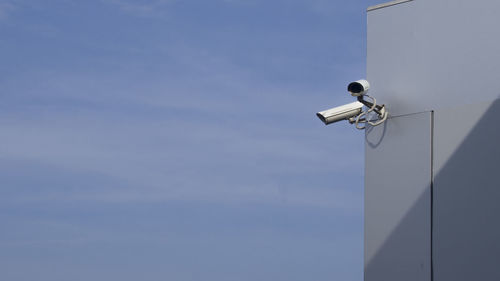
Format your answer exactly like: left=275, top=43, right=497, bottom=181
left=316, top=101, right=364, bottom=125
left=316, top=79, right=388, bottom=129
left=348, top=79, right=370, bottom=96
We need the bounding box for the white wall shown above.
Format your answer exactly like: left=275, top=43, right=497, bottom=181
left=366, top=1, right=500, bottom=280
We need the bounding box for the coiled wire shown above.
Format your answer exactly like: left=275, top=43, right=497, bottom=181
left=353, top=95, right=388, bottom=130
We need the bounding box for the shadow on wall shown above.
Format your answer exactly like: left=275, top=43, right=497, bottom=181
left=364, top=111, right=431, bottom=281
left=365, top=119, right=387, bottom=149
left=364, top=99, right=500, bottom=281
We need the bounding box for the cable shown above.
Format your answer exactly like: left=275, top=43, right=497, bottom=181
left=353, top=95, right=388, bottom=130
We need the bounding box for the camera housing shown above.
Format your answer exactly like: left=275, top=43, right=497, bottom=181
left=348, top=80, right=370, bottom=96
left=316, top=101, right=364, bottom=125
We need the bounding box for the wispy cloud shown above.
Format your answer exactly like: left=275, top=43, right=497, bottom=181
left=0, top=0, right=16, bottom=19
left=0, top=44, right=363, bottom=210
left=103, top=0, right=176, bottom=17
left=0, top=88, right=362, bottom=210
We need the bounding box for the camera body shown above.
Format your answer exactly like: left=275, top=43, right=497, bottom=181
left=316, top=101, right=364, bottom=125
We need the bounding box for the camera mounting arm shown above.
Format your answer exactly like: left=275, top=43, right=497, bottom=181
left=356, top=96, right=385, bottom=116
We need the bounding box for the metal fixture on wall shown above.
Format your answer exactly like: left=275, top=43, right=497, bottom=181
left=316, top=79, right=388, bottom=129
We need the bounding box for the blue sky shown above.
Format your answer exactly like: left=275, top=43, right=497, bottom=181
left=0, top=0, right=384, bottom=280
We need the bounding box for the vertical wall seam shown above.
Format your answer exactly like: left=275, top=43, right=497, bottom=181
left=430, top=110, right=435, bottom=281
